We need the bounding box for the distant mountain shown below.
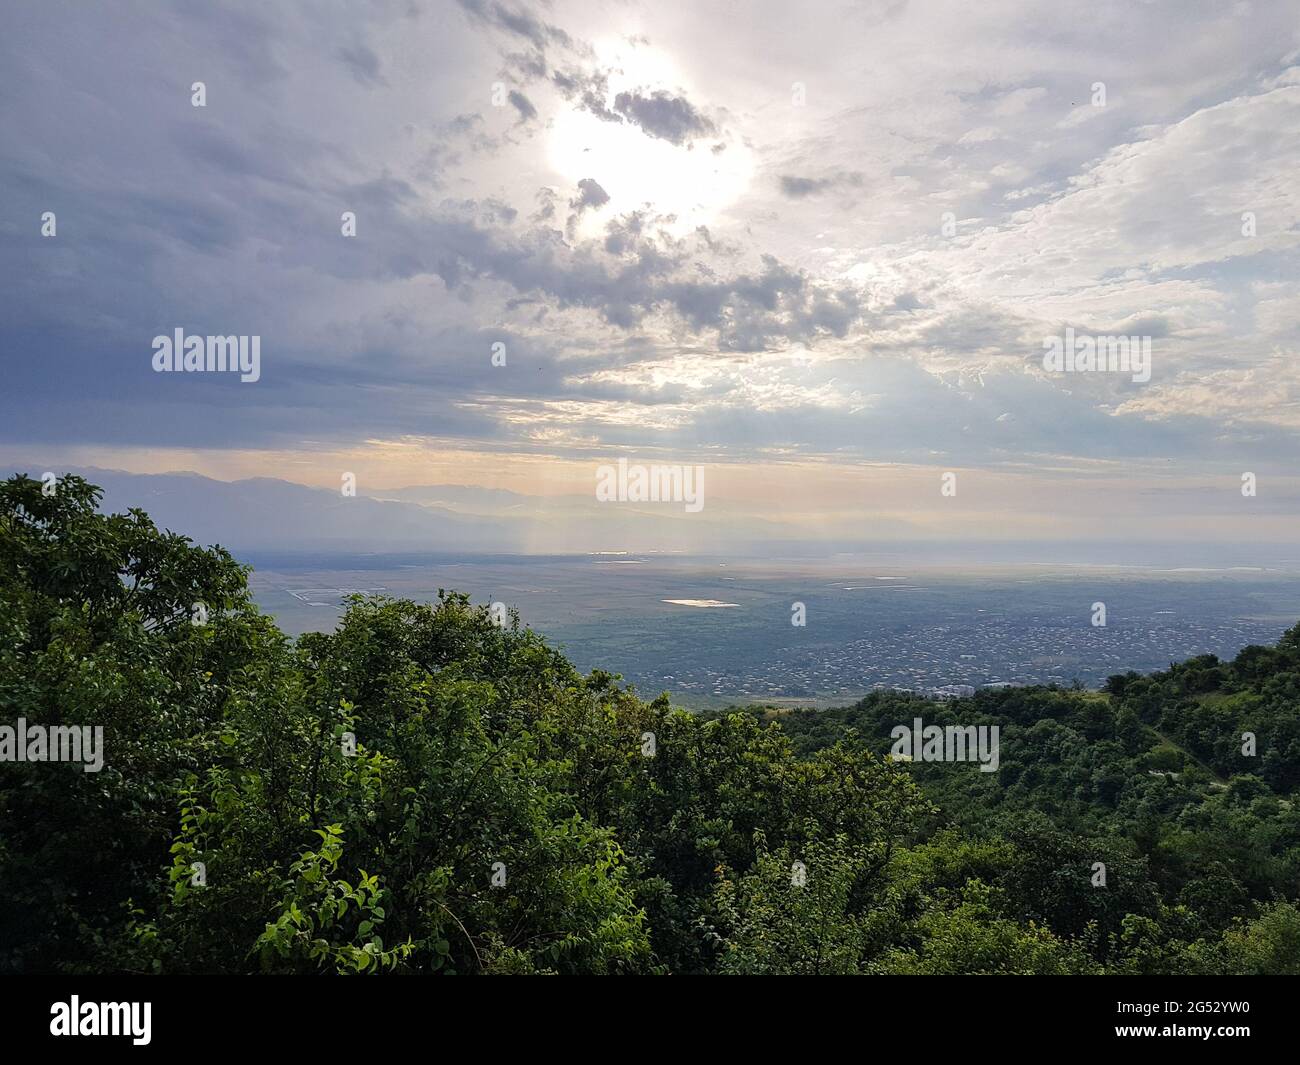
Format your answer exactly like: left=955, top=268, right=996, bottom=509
left=4, top=466, right=796, bottom=556
left=10, top=467, right=526, bottom=554
left=5, top=465, right=1286, bottom=564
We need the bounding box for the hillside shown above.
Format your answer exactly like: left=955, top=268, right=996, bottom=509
left=2, top=474, right=1298, bottom=975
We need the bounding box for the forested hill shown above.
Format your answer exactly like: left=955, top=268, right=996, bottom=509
left=713, top=632, right=1300, bottom=971
left=2, top=474, right=1298, bottom=975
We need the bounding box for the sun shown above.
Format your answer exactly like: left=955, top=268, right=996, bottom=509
left=546, top=40, right=752, bottom=235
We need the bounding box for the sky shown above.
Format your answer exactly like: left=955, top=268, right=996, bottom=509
left=2, top=0, right=1299, bottom=548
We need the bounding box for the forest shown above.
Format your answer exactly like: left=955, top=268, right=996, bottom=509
left=2, top=474, right=1298, bottom=975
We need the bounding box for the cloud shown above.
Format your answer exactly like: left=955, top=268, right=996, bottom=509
left=337, top=43, right=386, bottom=87
left=507, top=89, right=537, bottom=123
left=569, top=178, right=610, bottom=212
left=991, top=85, right=1047, bottom=116
left=455, top=0, right=573, bottom=52
left=611, top=89, right=717, bottom=145
left=552, top=67, right=621, bottom=122
left=550, top=63, right=720, bottom=147
left=778, top=172, right=864, bottom=199
left=565, top=178, right=610, bottom=239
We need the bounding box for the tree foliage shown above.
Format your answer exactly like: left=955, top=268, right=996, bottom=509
left=2, top=474, right=1298, bottom=974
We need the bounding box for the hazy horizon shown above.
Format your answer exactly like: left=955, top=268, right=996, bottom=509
left=8, top=463, right=1300, bottom=568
